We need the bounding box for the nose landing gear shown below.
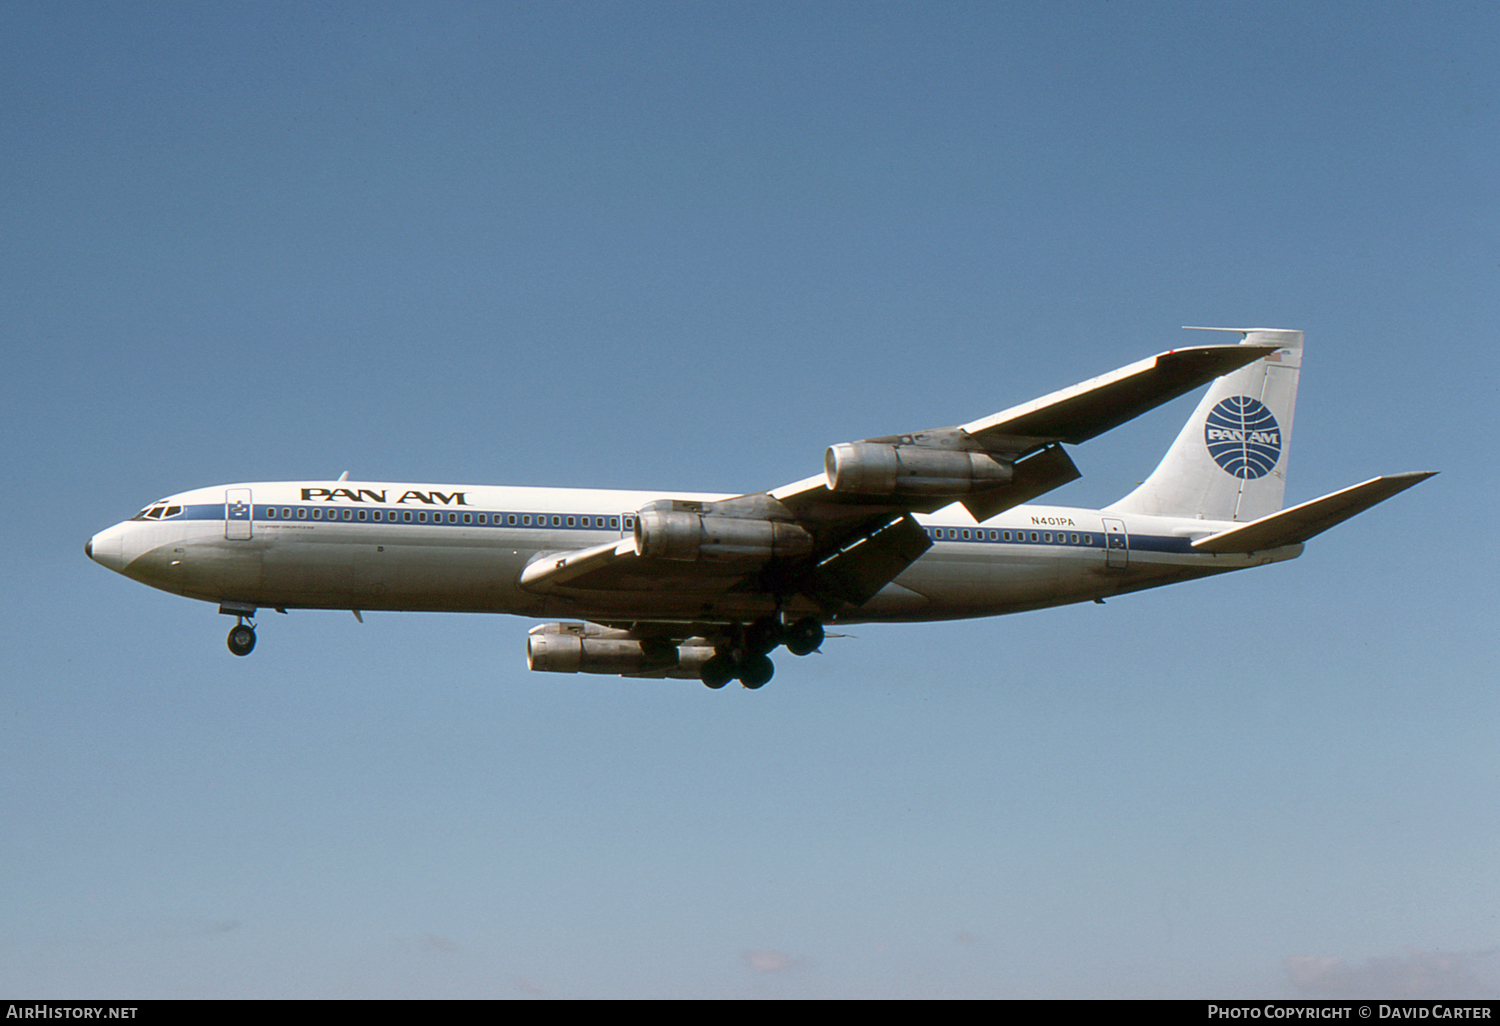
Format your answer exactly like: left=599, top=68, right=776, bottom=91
left=227, top=617, right=256, bottom=657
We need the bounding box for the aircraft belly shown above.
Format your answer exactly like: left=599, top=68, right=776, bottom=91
left=885, top=545, right=1066, bottom=618
left=851, top=582, right=929, bottom=617
left=260, top=534, right=352, bottom=603
left=254, top=527, right=535, bottom=612
left=352, top=542, right=530, bottom=612
left=133, top=523, right=262, bottom=601
left=537, top=590, right=795, bottom=623
left=855, top=544, right=1151, bottom=621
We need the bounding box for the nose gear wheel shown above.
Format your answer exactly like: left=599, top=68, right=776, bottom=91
left=226, top=617, right=257, bottom=656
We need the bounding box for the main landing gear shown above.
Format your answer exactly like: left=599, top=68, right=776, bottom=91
left=700, top=615, right=824, bottom=690
left=226, top=617, right=256, bottom=657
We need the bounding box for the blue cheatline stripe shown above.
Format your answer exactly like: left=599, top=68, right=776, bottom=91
left=920, top=526, right=1193, bottom=554
left=165, top=503, right=1197, bottom=553
left=177, top=503, right=632, bottom=530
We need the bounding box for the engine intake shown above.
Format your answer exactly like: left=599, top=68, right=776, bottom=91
left=824, top=442, right=1013, bottom=496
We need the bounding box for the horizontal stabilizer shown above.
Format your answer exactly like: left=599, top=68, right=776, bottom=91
left=1191, top=472, right=1435, bottom=553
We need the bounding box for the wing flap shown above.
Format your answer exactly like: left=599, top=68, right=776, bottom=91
left=1191, top=472, right=1435, bottom=553
left=807, top=514, right=932, bottom=606
left=961, top=443, right=1081, bottom=521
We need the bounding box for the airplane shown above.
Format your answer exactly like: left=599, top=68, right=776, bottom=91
left=85, top=328, right=1432, bottom=689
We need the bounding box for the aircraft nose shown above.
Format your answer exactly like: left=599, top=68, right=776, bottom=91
left=86, top=524, right=126, bottom=572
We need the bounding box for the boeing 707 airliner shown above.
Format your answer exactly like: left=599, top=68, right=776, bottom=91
left=86, top=328, right=1431, bottom=689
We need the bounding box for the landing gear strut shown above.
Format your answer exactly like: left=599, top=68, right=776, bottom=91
left=227, top=618, right=256, bottom=657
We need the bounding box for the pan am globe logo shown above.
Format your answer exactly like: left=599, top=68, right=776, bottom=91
left=1204, top=396, right=1282, bottom=479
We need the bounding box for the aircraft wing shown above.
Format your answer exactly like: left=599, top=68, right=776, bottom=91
left=520, top=342, right=1277, bottom=610
left=959, top=343, right=1281, bottom=445
left=772, top=342, right=1276, bottom=522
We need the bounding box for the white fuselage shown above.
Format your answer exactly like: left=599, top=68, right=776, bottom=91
left=87, top=480, right=1301, bottom=626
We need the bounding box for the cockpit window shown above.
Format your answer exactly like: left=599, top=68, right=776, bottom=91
left=133, top=503, right=183, bottom=521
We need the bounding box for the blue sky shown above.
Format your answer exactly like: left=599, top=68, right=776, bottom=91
left=3, top=1, right=1497, bottom=999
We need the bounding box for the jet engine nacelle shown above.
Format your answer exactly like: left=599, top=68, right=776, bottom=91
left=634, top=509, right=813, bottom=562
left=526, top=623, right=714, bottom=679
left=824, top=441, right=1014, bottom=496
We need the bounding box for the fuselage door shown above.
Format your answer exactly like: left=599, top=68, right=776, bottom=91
left=1102, top=517, right=1128, bottom=568
left=226, top=489, right=253, bottom=540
